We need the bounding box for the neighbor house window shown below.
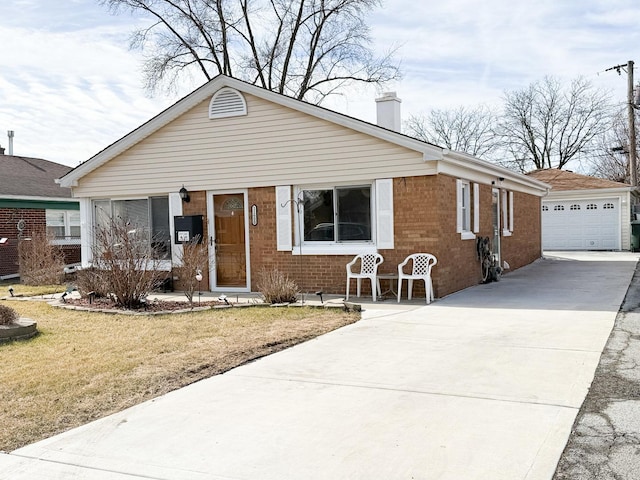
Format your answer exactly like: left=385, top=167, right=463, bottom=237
left=302, top=186, right=372, bottom=242
left=92, top=197, right=171, bottom=259
left=46, top=209, right=80, bottom=244
left=456, top=179, right=479, bottom=240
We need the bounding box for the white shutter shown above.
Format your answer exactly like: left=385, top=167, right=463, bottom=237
left=509, top=191, right=514, bottom=231
left=79, top=198, right=93, bottom=268
left=276, top=186, right=292, bottom=251
left=169, top=192, right=183, bottom=265
left=502, top=190, right=508, bottom=232
left=473, top=183, right=480, bottom=233
left=375, top=178, right=394, bottom=249
left=456, top=179, right=463, bottom=233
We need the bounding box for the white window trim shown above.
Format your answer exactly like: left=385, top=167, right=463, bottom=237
left=289, top=180, right=388, bottom=255
left=502, top=190, right=514, bottom=236
left=457, top=179, right=476, bottom=240
left=46, top=209, right=81, bottom=245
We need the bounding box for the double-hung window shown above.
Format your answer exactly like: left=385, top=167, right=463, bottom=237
left=46, top=209, right=80, bottom=244
left=456, top=179, right=479, bottom=240
left=502, top=190, right=514, bottom=236
left=92, top=197, right=171, bottom=259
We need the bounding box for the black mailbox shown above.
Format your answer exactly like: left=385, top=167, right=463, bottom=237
left=174, top=215, right=204, bottom=244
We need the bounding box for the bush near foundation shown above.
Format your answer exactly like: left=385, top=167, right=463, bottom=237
left=18, top=231, right=64, bottom=286
left=257, top=268, right=299, bottom=304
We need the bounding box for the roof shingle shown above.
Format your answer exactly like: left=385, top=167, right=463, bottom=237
left=0, top=155, right=72, bottom=198
left=526, top=169, right=630, bottom=191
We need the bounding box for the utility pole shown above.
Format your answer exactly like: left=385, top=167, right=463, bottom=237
left=606, top=61, right=638, bottom=186
left=628, top=60, right=637, bottom=187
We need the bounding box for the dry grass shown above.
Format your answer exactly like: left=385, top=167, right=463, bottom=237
left=0, top=282, right=67, bottom=298
left=0, top=300, right=359, bottom=452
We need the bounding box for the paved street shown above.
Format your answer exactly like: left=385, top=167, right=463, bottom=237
left=553, top=258, right=640, bottom=479
left=0, top=252, right=638, bottom=479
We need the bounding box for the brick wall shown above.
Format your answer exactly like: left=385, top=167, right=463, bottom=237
left=173, top=191, right=210, bottom=290
left=500, top=191, right=542, bottom=270
left=0, top=208, right=46, bottom=277
left=1, top=208, right=85, bottom=278
left=170, top=177, right=542, bottom=299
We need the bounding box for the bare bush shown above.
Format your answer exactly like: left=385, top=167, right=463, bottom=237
left=92, top=217, right=167, bottom=309
left=75, top=267, right=110, bottom=298
left=0, top=304, right=19, bottom=326
left=257, top=268, right=299, bottom=304
left=174, top=236, right=209, bottom=308
left=18, top=231, right=64, bottom=285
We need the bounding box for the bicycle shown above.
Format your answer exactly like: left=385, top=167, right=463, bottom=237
left=476, top=236, right=502, bottom=283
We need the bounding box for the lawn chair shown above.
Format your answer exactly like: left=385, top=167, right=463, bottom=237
left=397, top=253, right=437, bottom=304
left=346, top=253, right=384, bottom=302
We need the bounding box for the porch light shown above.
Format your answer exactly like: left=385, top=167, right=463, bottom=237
left=179, top=185, right=190, bottom=203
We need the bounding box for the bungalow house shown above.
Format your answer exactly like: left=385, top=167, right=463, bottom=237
left=527, top=169, right=639, bottom=251
left=0, top=151, right=80, bottom=279
left=58, top=75, right=549, bottom=299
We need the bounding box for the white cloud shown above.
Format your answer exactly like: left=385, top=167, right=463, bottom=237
left=1, top=0, right=639, bottom=166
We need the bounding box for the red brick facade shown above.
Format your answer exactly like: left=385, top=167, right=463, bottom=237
left=0, top=208, right=81, bottom=278
left=178, top=175, right=542, bottom=299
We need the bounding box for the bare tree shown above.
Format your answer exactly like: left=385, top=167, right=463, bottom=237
left=590, top=109, right=639, bottom=183
left=498, top=76, right=613, bottom=172
left=101, top=0, right=400, bottom=103
left=404, top=105, right=499, bottom=158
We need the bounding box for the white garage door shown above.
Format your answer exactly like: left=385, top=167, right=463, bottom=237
left=542, top=198, right=620, bottom=250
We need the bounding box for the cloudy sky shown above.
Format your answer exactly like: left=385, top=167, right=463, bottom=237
left=0, top=0, right=639, bottom=167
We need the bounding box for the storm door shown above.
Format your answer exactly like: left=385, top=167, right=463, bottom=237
left=208, top=192, right=249, bottom=290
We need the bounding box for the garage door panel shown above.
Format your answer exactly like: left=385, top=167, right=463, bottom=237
left=542, top=199, right=620, bottom=251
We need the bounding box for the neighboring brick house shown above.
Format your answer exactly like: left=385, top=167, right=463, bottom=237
left=58, top=75, right=549, bottom=299
left=527, top=169, right=639, bottom=251
left=0, top=152, right=80, bottom=279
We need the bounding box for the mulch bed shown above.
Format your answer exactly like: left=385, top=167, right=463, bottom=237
left=60, top=297, right=226, bottom=313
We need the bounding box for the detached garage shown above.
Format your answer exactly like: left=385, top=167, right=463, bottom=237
left=527, top=169, right=639, bottom=251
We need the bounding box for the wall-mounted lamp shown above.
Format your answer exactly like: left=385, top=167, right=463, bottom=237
left=179, top=185, right=190, bottom=203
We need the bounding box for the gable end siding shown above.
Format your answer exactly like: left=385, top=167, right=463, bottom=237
left=74, top=94, right=426, bottom=197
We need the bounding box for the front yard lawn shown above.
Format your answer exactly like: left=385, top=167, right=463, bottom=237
left=0, top=300, right=358, bottom=452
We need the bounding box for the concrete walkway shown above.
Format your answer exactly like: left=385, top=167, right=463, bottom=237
left=1, top=252, right=638, bottom=480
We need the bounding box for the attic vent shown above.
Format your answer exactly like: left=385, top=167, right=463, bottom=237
left=209, top=88, right=247, bottom=119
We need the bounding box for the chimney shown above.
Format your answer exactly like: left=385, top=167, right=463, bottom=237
left=7, top=130, right=14, bottom=155
left=375, top=92, right=402, bottom=132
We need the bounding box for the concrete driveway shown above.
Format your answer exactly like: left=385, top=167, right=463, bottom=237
left=1, top=252, right=638, bottom=480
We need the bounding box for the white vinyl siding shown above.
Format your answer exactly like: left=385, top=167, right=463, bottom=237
left=74, top=94, right=425, bottom=198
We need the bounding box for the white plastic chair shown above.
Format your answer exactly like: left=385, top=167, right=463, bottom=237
left=346, top=253, right=384, bottom=302
left=397, top=253, right=437, bottom=304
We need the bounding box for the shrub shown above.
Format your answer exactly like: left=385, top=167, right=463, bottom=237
left=257, top=268, right=299, bottom=304
left=75, top=267, right=110, bottom=298
left=91, top=217, right=168, bottom=309
left=174, top=236, right=209, bottom=308
left=18, top=230, right=64, bottom=285
left=0, top=304, right=19, bottom=326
